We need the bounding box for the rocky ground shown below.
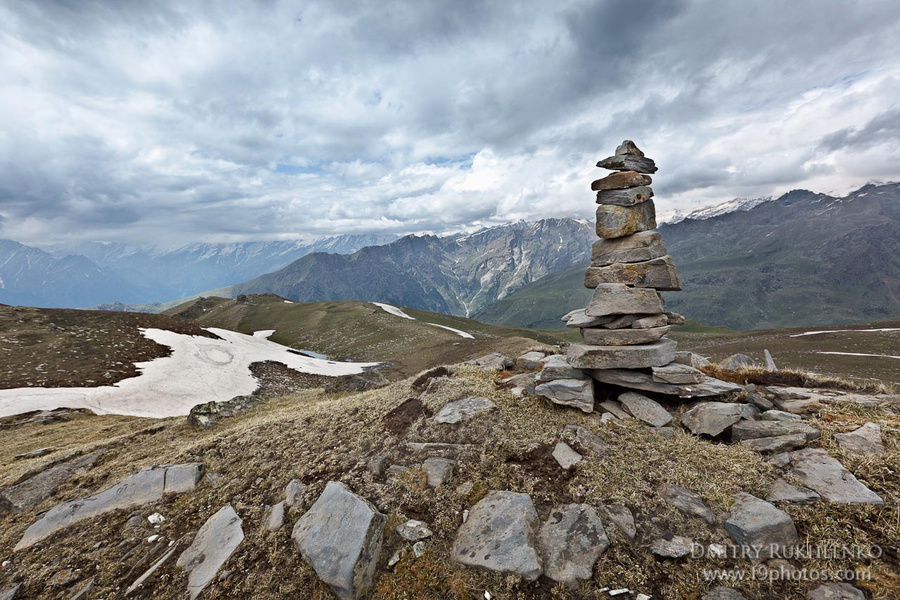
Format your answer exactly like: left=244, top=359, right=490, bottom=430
left=0, top=348, right=897, bottom=599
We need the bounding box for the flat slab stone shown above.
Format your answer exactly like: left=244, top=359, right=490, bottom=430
left=724, top=493, right=798, bottom=559
left=652, top=363, right=705, bottom=385
left=451, top=491, right=542, bottom=581
left=15, top=463, right=203, bottom=551
left=434, top=397, right=496, bottom=424
left=595, top=200, right=657, bottom=239
left=584, top=283, right=664, bottom=317
left=761, top=410, right=803, bottom=423
left=536, top=355, right=585, bottom=382
left=651, top=535, right=693, bottom=558
left=0, top=450, right=102, bottom=514
left=591, top=231, right=667, bottom=267
left=591, top=170, right=651, bottom=191
left=834, top=422, right=885, bottom=455
left=766, top=479, right=821, bottom=504
left=515, top=351, right=547, bottom=371
left=806, top=583, right=865, bottom=600
left=741, top=434, right=807, bottom=454
left=552, top=442, right=583, bottom=470
left=595, top=185, right=654, bottom=207
left=534, top=378, right=594, bottom=413
left=632, top=314, right=669, bottom=329
left=292, top=482, right=387, bottom=600
left=422, top=457, right=456, bottom=488
left=591, top=369, right=742, bottom=398
left=584, top=256, right=681, bottom=291
left=731, top=421, right=820, bottom=442
left=177, top=504, right=244, bottom=600
left=563, top=425, right=609, bottom=454
left=618, top=392, right=672, bottom=427
left=538, top=504, right=608, bottom=584
left=597, top=154, right=658, bottom=174
left=564, top=309, right=615, bottom=329
left=788, top=448, right=884, bottom=505
left=581, top=325, right=669, bottom=346
left=659, top=484, right=715, bottom=524
left=568, top=339, right=676, bottom=370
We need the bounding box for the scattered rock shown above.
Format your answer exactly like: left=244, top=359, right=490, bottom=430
left=14, top=447, right=55, bottom=460
left=125, top=538, right=182, bottom=596
left=568, top=339, right=677, bottom=370
left=266, top=502, right=285, bottom=531
left=413, top=541, right=426, bottom=558
left=465, top=353, right=514, bottom=371
left=177, top=504, right=244, bottom=600
left=601, top=505, right=636, bottom=541
left=451, top=491, right=542, bottom=581
left=703, top=587, right=748, bottom=600
left=741, top=433, right=808, bottom=454
left=47, top=569, right=79, bottom=587
left=422, top=458, right=456, bottom=488
left=584, top=283, right=664, bottom=318
left=68, top=577, right=95, bottom=600
left=659, top=484, right=715, bottom=524
left=538, top=504, right=609, bottom=585
left=765, top=479, right=821, bottom=504
left=434, top=397, right=496, bottom=424
left=788, top=448, right=884, bottom=505
left=834, top=422, right=885, bottom=455
left=397, top=519, right=433, bottom=542
left=535, top=355, right=584, bottom=382
left=552, top=442, right=583, bottom=470
left=618, top=392, right=672, bottom=427
left=681, top=403, right=745, bottom=437
left=367, top=457, right=388, bottom=479
left=719, top=354, right=758, bottom=370
left=285, top=479, right=307, bottom=507
left=1, top=450, right=103, bottom=514
left=731, top=421, right=820, bottom=442
left=584, top=256, right=681, bottom=291
left=292, top=482, right=387, bottom=600
left=188, top=395, right=259, bottom=429
left=0, top=585, right=20, bottom=600
left=563, top=425, right=609, bottom=454
left=724, top=493, right=798, bottom=559
left=806, top=582, right=866, bottom=600
left=15, top=463, right=203, bottom=551
left=651, top=535, right=693, bottom=558
left=515, top=351, right=547, bottom=371
left=534, top=378, right=595, bottom=413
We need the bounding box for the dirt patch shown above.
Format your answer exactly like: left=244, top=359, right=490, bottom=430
left=383, top=398, right=432, bottom=436
left=249, top=361, right=333, bottom=398
left=412, top=366, right=451, bottom=393
left=506, top=443, right=573, bottom=485
left=0, top=306, right=218, bottom=390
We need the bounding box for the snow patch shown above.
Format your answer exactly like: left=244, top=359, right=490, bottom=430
left=817, top=352, right=900, bottom=360
left=372, top=302, right=415, bottom=320
left=253, top=330, right=276, bottom=338
left=427, top=323, right=475, bottom=339
left=790, top=328, right=900, bottom=337
left=0, top=327, right=379, bottom=419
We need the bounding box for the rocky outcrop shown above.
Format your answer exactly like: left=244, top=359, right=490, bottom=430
left=292, top=482, right=386, bottom=600
left=787, top=449, right=884, bottom=505
left=188, top=395, right=260, bottom=429
left=0, top=450, right=103, bottom=514
left=433, top=397, right=496, bottom=424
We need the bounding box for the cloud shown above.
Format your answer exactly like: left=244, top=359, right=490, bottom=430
left=1, top=0, right=900, bottom=246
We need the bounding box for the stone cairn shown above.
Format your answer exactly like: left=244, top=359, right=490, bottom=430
left=536, top=140, right=741, bottom=411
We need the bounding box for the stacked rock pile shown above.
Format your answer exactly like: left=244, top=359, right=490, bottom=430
left=535, top=141, right=741, bottom=411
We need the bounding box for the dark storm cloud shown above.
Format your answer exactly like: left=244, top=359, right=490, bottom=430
left=1, top=0, right=899, bottom=245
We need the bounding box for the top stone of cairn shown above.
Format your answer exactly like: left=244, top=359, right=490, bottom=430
left=597, top=140, right=657, bottom=174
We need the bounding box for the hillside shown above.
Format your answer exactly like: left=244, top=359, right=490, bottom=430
left=225, top=219, right=595, bottom=317
left=477, top=183, right=900, bottom=330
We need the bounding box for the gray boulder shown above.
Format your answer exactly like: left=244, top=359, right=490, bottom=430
left=188, top=395, right=259, bottom=429
left=552, top=442, right=583, bottom=470
left=451, top=491, right=542, bottom=581
left=534, top=379, right=595, bottom=413
left=731, top=421, right=820, bottom=442
left=584, top=255, right=681, bottom=291
left=595, top=185, right=654, bottom=206
left=581, top=325, right=669, bottom=346
left=806, top=583, right=865, bottom=600
left=15, top=463, right=203, bottom=551
left=590, top=231, right=666, bottom=266
left=568, top=339, right=677, bottom=370
left=584, top=283, right=664, bottom=318
left=538, top=504, right=609, bottom=585
left=397, top=519, right=432, bottom=542
left=515, top=351, right=546, bottom=371
left=834, top=422, right=885, bottom=455
left=659, top=484, right=715, bottom=524
left=434, top=397, right=496, bottom=424
left=618, top=392, right=672, bottom=427
left=422, top=458, right=456, bottom=488
left=719, top=354, right=758, bottom=370
left=723, top=493, right=798, bottom=559
left=0, top=450, right=102, bottom=514
left=681, top=403, right=745, bottom=437
left=788, top=448, right=884, bottom=505
left=765, top=479, right=820, bottom=504
left=177, top=504, right=244, bottom=600
left=292, top=482, right=387, bottom=600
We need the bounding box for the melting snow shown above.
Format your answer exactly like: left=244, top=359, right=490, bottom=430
left=253, top=330, right=276, bottom=338
left=0, top=327, right=379, bottom=419
left=790, top=328, right=900, bottom=337
left=817, top=352, right=900, bottom=360
left=372, top=302, right=474, bottom=339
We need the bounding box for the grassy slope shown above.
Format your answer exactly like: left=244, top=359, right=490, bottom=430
left=1, top=367, right=898, bottom=599
left=163, top=294, right=576, bottom=379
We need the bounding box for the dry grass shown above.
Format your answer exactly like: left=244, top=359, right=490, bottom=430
left=700, top=365, right=897, bottom=395
left=0, top=367, right=898, bottom=599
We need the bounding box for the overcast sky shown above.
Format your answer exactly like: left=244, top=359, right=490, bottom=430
left=2, top=0, right=900, bottom=247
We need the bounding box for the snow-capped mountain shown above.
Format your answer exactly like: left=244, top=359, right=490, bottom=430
left=659, top=196, right=772, bottom=224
